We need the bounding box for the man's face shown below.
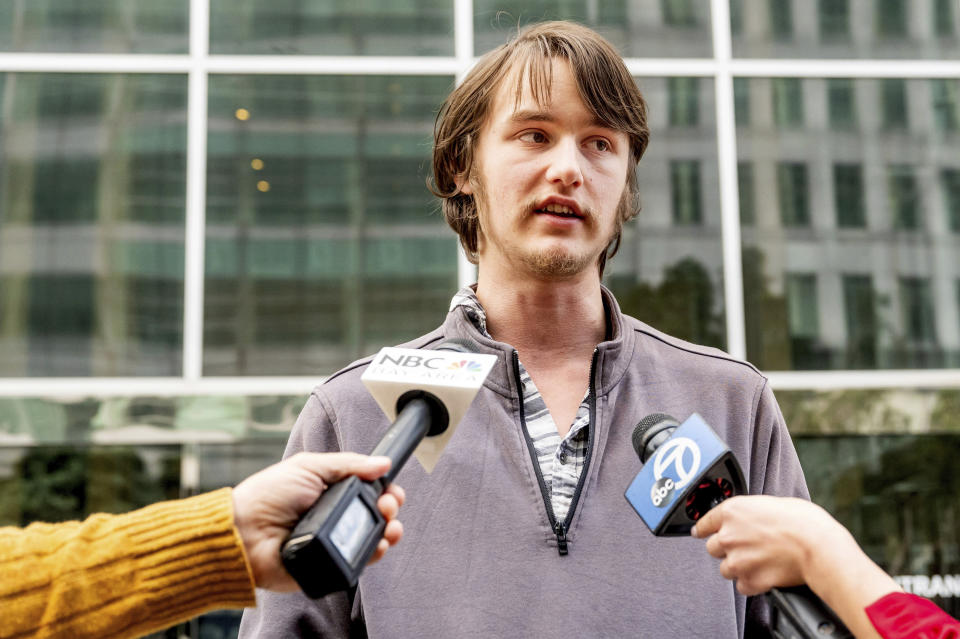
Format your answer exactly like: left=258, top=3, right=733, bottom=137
left=462, top=58, right=631, bottom=279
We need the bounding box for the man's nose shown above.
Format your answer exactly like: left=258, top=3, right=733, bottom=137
left=545, top=138, right=583, bottom=187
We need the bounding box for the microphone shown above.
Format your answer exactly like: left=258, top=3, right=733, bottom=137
left=624, top=413, right=853, bottom=639
left=280, top=339, right=496, bottom=599
left=624, top=412, right=745, bottom=536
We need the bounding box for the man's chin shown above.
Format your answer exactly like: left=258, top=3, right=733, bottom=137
left=520, top=248, right=597, bottom=278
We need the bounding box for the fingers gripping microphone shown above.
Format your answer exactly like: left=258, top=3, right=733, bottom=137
left=624, top=413, right=853, bottom=639
left=281, top=339, right=496, bottom=599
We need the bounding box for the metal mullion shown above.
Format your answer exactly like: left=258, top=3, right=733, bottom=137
left=205, top=55, right=460, bottom=76
left=712, top=0, right=747, bottom=360
left=182, top=0, right=209, bottom=383
left=768, top=370, right=960, bottom=391
left=0, top=53, right=192, bottom=73
left=455, top=0, right=478, bottom=289
left=728, top=59, right=960, bottom=78
left=0, top=377, right=320, bottom=398
left=624, top=58, right=719, bottom=77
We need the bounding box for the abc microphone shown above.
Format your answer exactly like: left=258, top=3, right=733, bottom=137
left=281, top=339, right=496, bottom=599
left=624, top=413, right=853, bottom=639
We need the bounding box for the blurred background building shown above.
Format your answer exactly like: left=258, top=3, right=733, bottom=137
left=0, top=0, right=958, bottom=635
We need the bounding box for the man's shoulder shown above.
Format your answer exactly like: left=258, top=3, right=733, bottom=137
left=311, top=326, right=447, bottom=397
left=620, top=314, right=766, bottom=386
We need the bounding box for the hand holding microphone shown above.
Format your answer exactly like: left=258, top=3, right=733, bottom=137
left=281, top=339, right=495, bottom=598
left=233, top=452, right=406, bottom=592
left=691, top=496, right=900, bottom=639
left=624, top=413, right=854, bottom=639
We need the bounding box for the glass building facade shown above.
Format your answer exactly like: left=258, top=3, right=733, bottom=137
left=0, top=0, right=959, bottom=633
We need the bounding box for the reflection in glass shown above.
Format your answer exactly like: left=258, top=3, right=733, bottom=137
left=204, top=75, right=456, bottom=375
left=793, top=432, right=960, bottom=616
left=738, top=162, right=756, bottom=226
left=835, top=164, right=865, bottom=228
left=0, top=73, right=187, bottom=377
left=732, top=0, right=960, bottom=59
left=0, top=2, right=187, bottom=53
left=818, top=0, right=851, bottom=41
left=209, top=1, right=453, bottom=56
left=777, top=163, right=809, bottom=227
left=780, top=387, right=960, bottom=615
left=0, top=445, right=181, bottom=526
left=932, top=79, right=960, bottom=133
left=474, top=1, right=713, bottom=58
left=772, top=78, right=803, bottom=128
left=888, top=165, right=921, bottom=230
left=944, top=169, right=960, bottom=232
left=604, top=77, right=725, bottom=351
left=737, top=77, right=960, bottom=370
left=881, top=79, right=909, bottom=129
left=828, top=79, right=856, bottom=129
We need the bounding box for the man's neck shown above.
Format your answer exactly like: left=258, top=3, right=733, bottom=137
left=474, top=268, right=607, bottom=359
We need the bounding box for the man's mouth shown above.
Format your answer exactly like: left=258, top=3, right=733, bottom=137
left=535, top=203, right=580, bottom=218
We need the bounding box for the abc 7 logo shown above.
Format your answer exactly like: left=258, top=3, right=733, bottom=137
left=650, top=477, right=675, bottom=507
left=649, top=437, right=701, bottom=508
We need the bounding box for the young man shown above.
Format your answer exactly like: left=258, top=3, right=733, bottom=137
left=240, top=21, right=808, bottom=637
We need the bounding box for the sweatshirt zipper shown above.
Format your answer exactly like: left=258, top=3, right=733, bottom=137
left=513, top=348, right=599, bottom=557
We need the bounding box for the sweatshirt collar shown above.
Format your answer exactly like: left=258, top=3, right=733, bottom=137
left=442, top=284, right=634, bottom=397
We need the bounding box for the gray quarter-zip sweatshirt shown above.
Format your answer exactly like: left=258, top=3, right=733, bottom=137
left=239, top=287, right=809, bottom=638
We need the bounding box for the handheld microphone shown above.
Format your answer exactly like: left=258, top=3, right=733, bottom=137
left=280, top=339, right=496, bottom=599
left=624, top=412, right=745, bottom=536
left=624, top=413, right=853, bottom=639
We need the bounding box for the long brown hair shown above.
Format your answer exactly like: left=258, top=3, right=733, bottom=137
left=429, top=21, right=650, bottom=276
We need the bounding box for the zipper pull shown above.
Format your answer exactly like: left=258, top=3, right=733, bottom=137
left=555, top=522, right=568, bottom=556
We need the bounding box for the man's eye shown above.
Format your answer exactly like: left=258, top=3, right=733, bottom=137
left=592, top=139, right=610, bottom=152
left=520, top=131, right=547, bottom=143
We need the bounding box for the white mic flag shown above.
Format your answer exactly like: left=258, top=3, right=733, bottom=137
left=361, top=346, right=496, bottom=472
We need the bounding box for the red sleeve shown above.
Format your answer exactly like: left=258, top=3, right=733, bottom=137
left=866, top=592, right=960, bottom=639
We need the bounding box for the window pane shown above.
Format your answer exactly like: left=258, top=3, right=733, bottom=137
left=734, top=77, right=751, bottom=125
left=209, top=1, right=453, bottom=55
left=835, top=163, right=865, bottom=228
left=604, top=77, right=725, bottom=351
left=769, top=0, right=793, bottom=40
left=944, top=169, right=960, bottom=232
left=888, top=164, right=922, bottom=230
left=204, top=75, right=457, bottom=375
left=668, top=77, right=700, bottom=128
left=777, top=162, right=810, bottom=227
left=935, top=0, right=956, bottom=37
left=0, top=1, right=187, bottom=53
left=881, top=78, right=909, bottom=129
left=828, top=79, right=856, bottom=129
left=773, top=78, right=804, bottom=127
left=876, top=0, right=907, bottom=38
left=671, top=160, right=702, bottom=225
left=738, top=77, right=960, bottom=370
left=843, top=275, right=878, bottom=368
left=739, top=162, right=756, bottom=225
left=474, top=1, right=713, bottom=57
left=900, top=277, right=937, bottom=344
left=0, top=73, right=187, bottom=377
left=733, top=0, right=960, bottom=58
left=932, top=79, right=960, bottom=133
left=819, top=0, right=851, bottom=40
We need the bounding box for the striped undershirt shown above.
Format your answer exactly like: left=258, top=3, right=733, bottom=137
left=450, top=287, right=589, bottom=523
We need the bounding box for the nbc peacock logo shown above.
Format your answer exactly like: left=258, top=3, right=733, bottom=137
left=447, top=360, right=483, bottom=372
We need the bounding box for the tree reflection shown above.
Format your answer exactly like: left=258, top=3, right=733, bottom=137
left=608, top=256, right=724, bottom=349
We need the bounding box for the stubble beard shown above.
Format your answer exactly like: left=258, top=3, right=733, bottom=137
left=471, top=174, right=628, bottom=279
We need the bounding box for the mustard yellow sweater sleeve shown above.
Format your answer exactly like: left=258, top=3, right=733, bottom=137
left=0, top=488, right=257, bottom=639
